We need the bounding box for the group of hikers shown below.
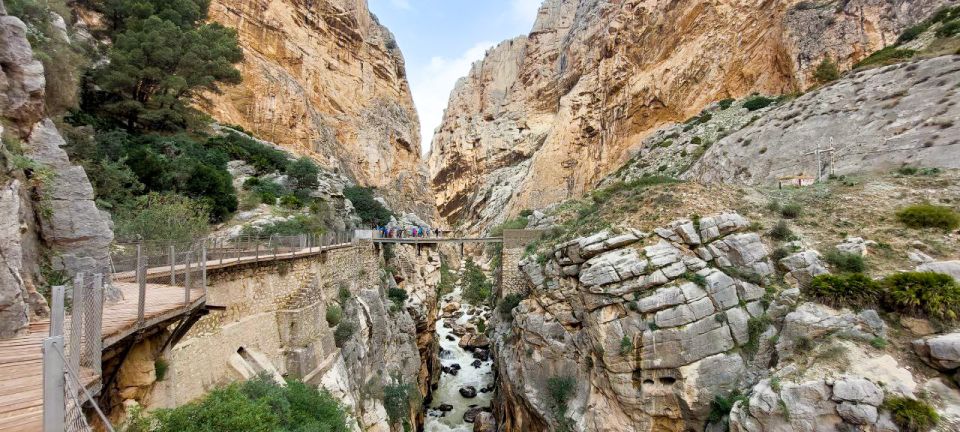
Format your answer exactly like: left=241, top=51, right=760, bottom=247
left=375, top=225, right=442, bottom=239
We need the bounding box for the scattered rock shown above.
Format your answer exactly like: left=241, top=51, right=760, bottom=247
left=459, top=386, right=478, bottom=398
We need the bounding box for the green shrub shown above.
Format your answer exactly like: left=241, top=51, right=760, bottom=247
left=708, top=390, right=749, bottom=423
left=208, top=132, right=290, bottom=174
left=718, top=98, right=735, bottom=110
left=547, top=376, right=576, bottom=428
left=121, top=376, right=349, bottom=432
left=338, top=286, right=351, bottom=302
left=896, top=204, right=960, bottom=231
left=780, top=203, right=802, bottom=219
left=854, top=47, right=916, bottom=68
left=334, top=321, right=357, bottom=347
left=499, top=293, right=524, bottom=318
left=813, top=57, right=841, bottom=83
left=870, top=337, right=888, bottom=349
left=620, top=335, right=634, bottom=355
left=743, top=96, right=776, bottom=111
left=437, top=259, right=456, bottom=296
left=279, top=194, right=303, bottom=209
left=343, top=186, right=393, bottom=226
left=684, top=271, right=707, bottom=287
left=114, top=193, right=209, bottom=243
left=387, top=288, right=408, bottom=308
left=382, top=380, right=412, bottom=425
left=806, top=273, right=881, bottom=308
left=883, top=272, right=960, bottom=321
left=822, top=249, right=866, bottom=273
left=462, top=258, right=493, bottom=305
left=769, top=220, right=794, bottom=241
left=882, top=396, right=940, bottom=432
left=325, top=304, right=342, bottom=327
left=155, top=358, right=169, bottom=381
left=743, top=314, right=772, bottom=357
left=897, top=23, right=930, bottom=44
left=935, top=19, right=960, bottom=38
left=287, top=157, right=320, bottom=190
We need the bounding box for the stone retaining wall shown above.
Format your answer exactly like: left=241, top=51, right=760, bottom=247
left=147, top=242, right=379, bottom=408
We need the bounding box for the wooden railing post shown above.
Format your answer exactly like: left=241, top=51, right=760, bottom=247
left=201, top=244, right=207, bottom=299
left=41, top=335, right=65, bottom=432
left=220, top=238, right=224, bottom=265
left=49, top=285, right=64, bottom=338
left=184, top=251, right=192, bottom=294
left=137, top=244, right=146, bottom=328
left=169, top=245, right=175, bottom=287
left=255, top=242, right=259, bottom=262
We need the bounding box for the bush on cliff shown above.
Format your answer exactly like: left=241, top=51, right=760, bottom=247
left=882, top=396, right=940, bottom=432
left=121, top=375, right=349, bottom=432
left=896, top=204, right=960, bottom=231
left=805, top=273, right=881, bottom=308
left=462, top=258, right=492, bottom=305
left=883, top=272, right=960, bottom=321
left=343, top=186, right=393, bottom=226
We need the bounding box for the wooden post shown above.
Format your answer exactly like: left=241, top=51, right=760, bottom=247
left=42, top=336, right=65, bottom=432
left=49, top=285, right=65, bottom=337
left=169, top=245, right=175, bottom=287
left=201, top=244, right=207, bottom=299
left=137, top=244, right=146, bottom=328
left=185, top=251, right=192, bottom=295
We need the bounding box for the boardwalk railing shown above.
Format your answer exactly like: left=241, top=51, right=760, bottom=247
left=43, top=281, right=113, bottom=432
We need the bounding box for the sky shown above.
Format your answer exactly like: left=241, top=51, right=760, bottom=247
left=367, top=0, right=542, bottom=155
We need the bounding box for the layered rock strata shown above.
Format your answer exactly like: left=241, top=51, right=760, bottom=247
left=202, top=0, right=430, bottom=214
left=428, top=0, right=951, bottom=232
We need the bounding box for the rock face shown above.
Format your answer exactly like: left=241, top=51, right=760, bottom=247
left=0, top=6, right=113, bottom=338
left=202, top=0, right=430, bottom=214
left=428, top=0, right=948, bottom=232
left=493, top=213, right=776, bottom=431
left=685, top=55, right=960, bottom=185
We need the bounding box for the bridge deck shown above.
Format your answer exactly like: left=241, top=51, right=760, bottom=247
left=371, top=237, right=502, bottom=244
left=0, top=283, right=203, bottom=431
left=0, top=241, right=358, bottom=431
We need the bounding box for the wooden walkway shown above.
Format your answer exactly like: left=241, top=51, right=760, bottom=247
left=0, top=283, right=203, bottom=431
left=0, top=241, right=355, bottom=431
left=371, top=237, right=502, bottom=244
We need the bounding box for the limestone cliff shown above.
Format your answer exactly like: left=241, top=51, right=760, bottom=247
left=428, top=0, right=952, bottom=233
left=200, top=0, right=431, bottom=215
left=0, top=2, right=112, bottom=338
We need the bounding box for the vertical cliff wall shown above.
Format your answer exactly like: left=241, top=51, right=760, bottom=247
left=200, top=0, right=430, bottom=214
left=0, top=1, right=113, bottom=338
left=428, top=0, right=952, bottom=233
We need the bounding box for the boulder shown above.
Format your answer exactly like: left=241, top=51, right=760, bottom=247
left=913, top=332, right=960, bottom=371
left=459, top=386, right=478, bottom=398
left=698, top=213, right=749, bottom=243
left=780, top=250, right=829, bottom=288
left=835, top=237, right=874, bottom=257
left=831, top=376, right=883, bottom=406
left=473, top=412, right=496, bottom=432
left=459, top=333, right=490, bottom=350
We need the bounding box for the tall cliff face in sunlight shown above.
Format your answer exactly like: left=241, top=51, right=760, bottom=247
left=201, top=0, right=430, bottom=214
left=428, top=0, right=950, bottom=233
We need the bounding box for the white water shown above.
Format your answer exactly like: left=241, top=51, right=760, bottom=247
left=424, top=275, right=494, bottom=432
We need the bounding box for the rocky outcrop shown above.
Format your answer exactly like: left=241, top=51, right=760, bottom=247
left=201, top=0, right=430, bottom=214
left=492, top=213, right=775, bottom=431
left=0, top=5, right=112, bottom=338
left=428, top=0, right=949, bottom=232
left=686, top=55, right=960, bottom=185
left=490, top=211, right=960, bottom=431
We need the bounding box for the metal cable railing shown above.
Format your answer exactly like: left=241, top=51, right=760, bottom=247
left=44, top=284, right=113, bottom=432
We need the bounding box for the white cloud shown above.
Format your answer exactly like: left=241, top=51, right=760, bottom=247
left=410, top=41, right=495, bottom=154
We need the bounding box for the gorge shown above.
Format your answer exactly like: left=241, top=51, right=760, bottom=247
left=0, top=0, right=959, bottom=431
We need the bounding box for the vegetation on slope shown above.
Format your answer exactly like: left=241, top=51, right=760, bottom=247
left=855, top=6, right=960, bottom=68
left=121, top=376, right=349, bottom=432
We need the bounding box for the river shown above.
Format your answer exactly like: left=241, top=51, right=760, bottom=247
left=424, top=268, right=494, bottom=432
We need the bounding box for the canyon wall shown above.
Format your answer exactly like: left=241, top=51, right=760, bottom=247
left=428, top=0, right=953, bottom=233
left=202, top=0, right=431, bottom=214
left=0, top=2, right=112, bottom=338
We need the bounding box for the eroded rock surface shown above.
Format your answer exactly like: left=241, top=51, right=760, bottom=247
left=428, top=0, right=949, bottom=232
